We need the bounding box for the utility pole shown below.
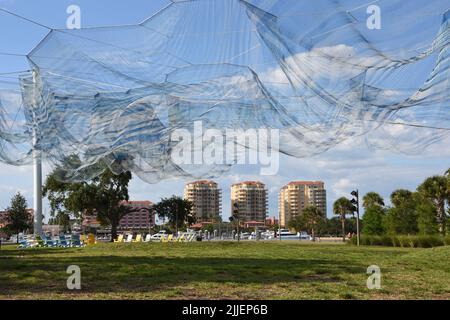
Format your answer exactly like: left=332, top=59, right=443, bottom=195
left=32, top=69, right=43, bottom=237
left=176, top=202, right=179, bottom=237
left=351, top=190, right=360, bottom=246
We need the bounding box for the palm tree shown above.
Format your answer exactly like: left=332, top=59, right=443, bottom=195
left=418, top=176, right=449, bottom=235
left=362, top=192, right=385, bottom=210
left=333, top=197, right=354, bottom=242
left=446, top=169, right=450, bottom=217
left=446, top=169, right=450, bottom=202
left=302, top=205, right=324, bottom=241
left=390, top=189, right=414, bottom=207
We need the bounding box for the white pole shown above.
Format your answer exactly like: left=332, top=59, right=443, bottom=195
left=33, top=136, right=42, bottom=236
left=32, top=70, right=43, bottom=236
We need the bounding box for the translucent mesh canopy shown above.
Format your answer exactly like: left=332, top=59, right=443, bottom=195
left=0, top=0, right=449, bottom=182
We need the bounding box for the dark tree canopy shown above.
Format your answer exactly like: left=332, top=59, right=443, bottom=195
left=384, top=190, right=418, bottom=235
left=362, top=205, right=386, bottom=236
left=333, top=197, right=355, bottom=241
left=390, top=189, right=414, bottom=208
left=302, top=205, right=325, bottom=240
left=153, top=196, right=195, bottom=232
left=43, top=158, right=133, bottom=241
left=418, top=176, right=449, bottom=235
left=416, top=196, right=439, bottom=235
left=362, top=192, right=385, bottom=210
left=3, top=192, right=32, bottom=241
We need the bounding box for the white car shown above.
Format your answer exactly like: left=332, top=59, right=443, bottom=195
left=240, top=232, right=250, bottom=239
left=299, top=232, right=310, bottom=239
left=150, top=230, right=167, bottom=241
left=261, top=231, right=274, bottom=240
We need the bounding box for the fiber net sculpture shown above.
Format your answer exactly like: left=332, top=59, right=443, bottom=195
left=0, top=0, right=449, bottom=182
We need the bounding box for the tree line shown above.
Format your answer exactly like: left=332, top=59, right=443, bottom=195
left=289, top=169, right=450, bottom=239
left=0, top=193, right=33, bottom=242
left=2, top=162, right=448, bottom=242
left=1, top=152, right=195, bottom=242
left=43, top=163, right=195, bottom=241
left=360, top=169, right=449, bottom=237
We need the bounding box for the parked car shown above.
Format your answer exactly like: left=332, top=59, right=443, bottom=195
left=150, top=230, right=167, bottom=241
left=240, top=232, right=250, bottom=239
left=261, top=231, right=275, bottom=240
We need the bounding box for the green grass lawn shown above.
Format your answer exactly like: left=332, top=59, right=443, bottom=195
left=0, top=242, right=449, bottom=300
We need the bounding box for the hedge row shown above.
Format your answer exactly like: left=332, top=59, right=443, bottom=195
left=349, top=235, right=450, bottom=248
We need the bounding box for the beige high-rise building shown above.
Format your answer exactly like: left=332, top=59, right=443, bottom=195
left=184, top=180, right=222, bottom=222
left=279, top=181, right=327, bottom=227
left=231, top=181, right=268, bottom=223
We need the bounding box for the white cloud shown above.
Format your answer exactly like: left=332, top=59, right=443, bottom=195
left=260, top=44, right=363, bottom=85
left=332, top=178, right=357, bottom=198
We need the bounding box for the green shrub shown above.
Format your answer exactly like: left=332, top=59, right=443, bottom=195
left=369, top=236, right=381, bottom=246
left=355, top=234, right=446, bottom=248
left=445, top=235, right=450, bottom=246
left=411, top=236, right=419, bottom=248
left=391, top=236, right=401, bottom=247
left=380, top=235, right=394, bottom=246
left=361, top=236, right=371, bottom=246
left=349, top=237, right=357, bottom=245
left=417, top=235, right=444, bottom=248
left=397, top=235, right=418, bottom=248
left=431, top=235, right=445, bottom=247
left=400, top=236, right=409, bottom=248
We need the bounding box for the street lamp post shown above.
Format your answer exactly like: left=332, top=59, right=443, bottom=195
left=351, top=190, right=360, bottom=246
left=32, top=69, right=43, bottom=237
left=176, top=203, right=179, bottom=237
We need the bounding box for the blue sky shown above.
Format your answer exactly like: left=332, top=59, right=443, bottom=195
left=0, top=0, right=449, bottom=220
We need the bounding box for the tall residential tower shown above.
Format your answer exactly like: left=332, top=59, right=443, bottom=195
left=279, top=181, right=327, bottom=227
left=184, top=180, right=222, bottom=222
left=231, top=181, right=268, bottom=223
